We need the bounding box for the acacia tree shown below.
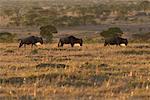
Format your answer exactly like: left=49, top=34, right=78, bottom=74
left=11, top=6, right=23, bottom=26
left=40, top=25, right=57, bottom=43
left=100, top=27, right=123, bottom=38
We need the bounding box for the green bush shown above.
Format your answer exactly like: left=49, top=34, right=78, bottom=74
left=31, top=49, right=38, bottom=55
left=40, top=25, right=57, bottom=34
left=100, top=27, right=123, bottom=38
left=0, top=32, right=15, bottom=43
left=40, top=25, right=57, bottom=43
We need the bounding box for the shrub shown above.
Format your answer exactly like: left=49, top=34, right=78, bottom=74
left=31, top=49, right=38, bottom=55
left=100, top=27, right=123, bottom=38
left=40, top=25, right=57, bottom=43
left=131, top=32, right=150, bottom=43
left=40, top=31, right=53, bottom=43
left=0, top=32, right=15, bottom=43
left=36, top=63, right=69, bottom=69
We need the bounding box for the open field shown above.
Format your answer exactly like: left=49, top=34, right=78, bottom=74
left=0, top=43, right=150, bottom=99
left=0, top=0, right=149, bottom=99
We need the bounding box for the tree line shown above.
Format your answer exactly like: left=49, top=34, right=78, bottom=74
left=0, top=0, right=150, bottom=27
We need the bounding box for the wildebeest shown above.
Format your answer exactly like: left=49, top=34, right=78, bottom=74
left=19, top=36, right=43, bottom=48
left=58, top=35, right=83, bottom=47
left=104, top=37, right=128, bottom=46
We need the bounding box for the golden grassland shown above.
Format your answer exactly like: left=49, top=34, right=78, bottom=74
left=0, top=43, right=150, bottom=99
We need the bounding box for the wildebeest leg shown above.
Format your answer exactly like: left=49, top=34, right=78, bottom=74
left=58, top=42, right=60, bottom=47
left=31, top=44, right=34, bottom=48
left=58, top=41, right=61, bottom=47
left=61, top=43, right=64, bottom=47
left=71, top=43, right=74, bottom=47
left=19, top=42, right=23, bottom=48
left=104, top=43, right=107, bottom=46
left=119, top=44, right=122, bottom=47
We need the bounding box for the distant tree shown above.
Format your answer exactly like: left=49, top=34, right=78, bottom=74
left=47, top=7, right=61, bottom=26
left=93, top=4, right=110, bottom=18
left=34, top=17, right=50, bottom=26
left=1, top=4, right=25, bottom=26
left=24, top=7, right=61, bottom=26
left=40, top=25, right=57, bottom=43
left=73, top=5, right=94, bottom=25
left=139, top=1, right=150, bottom=11
left=24, top=10, right=39, bottom=26
left=1, top=9, right=14, bottom=17
left=100, top=27, right=123, bottom=38
left=0, top=32, right=15, bottom=43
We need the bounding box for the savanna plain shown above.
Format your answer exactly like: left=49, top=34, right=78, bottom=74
left=0, top=42, right=150, bottom=99
left=0, top=0, right=150, bottom=99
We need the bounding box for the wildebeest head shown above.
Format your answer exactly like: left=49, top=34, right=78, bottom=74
left=124, top=39, right=128, bottom=46
left=121, top=38, right=128, bottom=46
left=79, top=38, right=83, bottom=46
left=36, top=37, right=43, bottom=44
left=75, top=38, right=83, bottom=46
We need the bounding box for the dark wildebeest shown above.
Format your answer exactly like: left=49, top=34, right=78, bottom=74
left=19, top=36, right=43, bottom=48
left=104, top=37, right=128, bottom=46
left=58, top=35, right=83, bottom=47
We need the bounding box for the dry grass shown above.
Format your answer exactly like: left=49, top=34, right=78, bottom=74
left=0, top=43, right=150, bottom=99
